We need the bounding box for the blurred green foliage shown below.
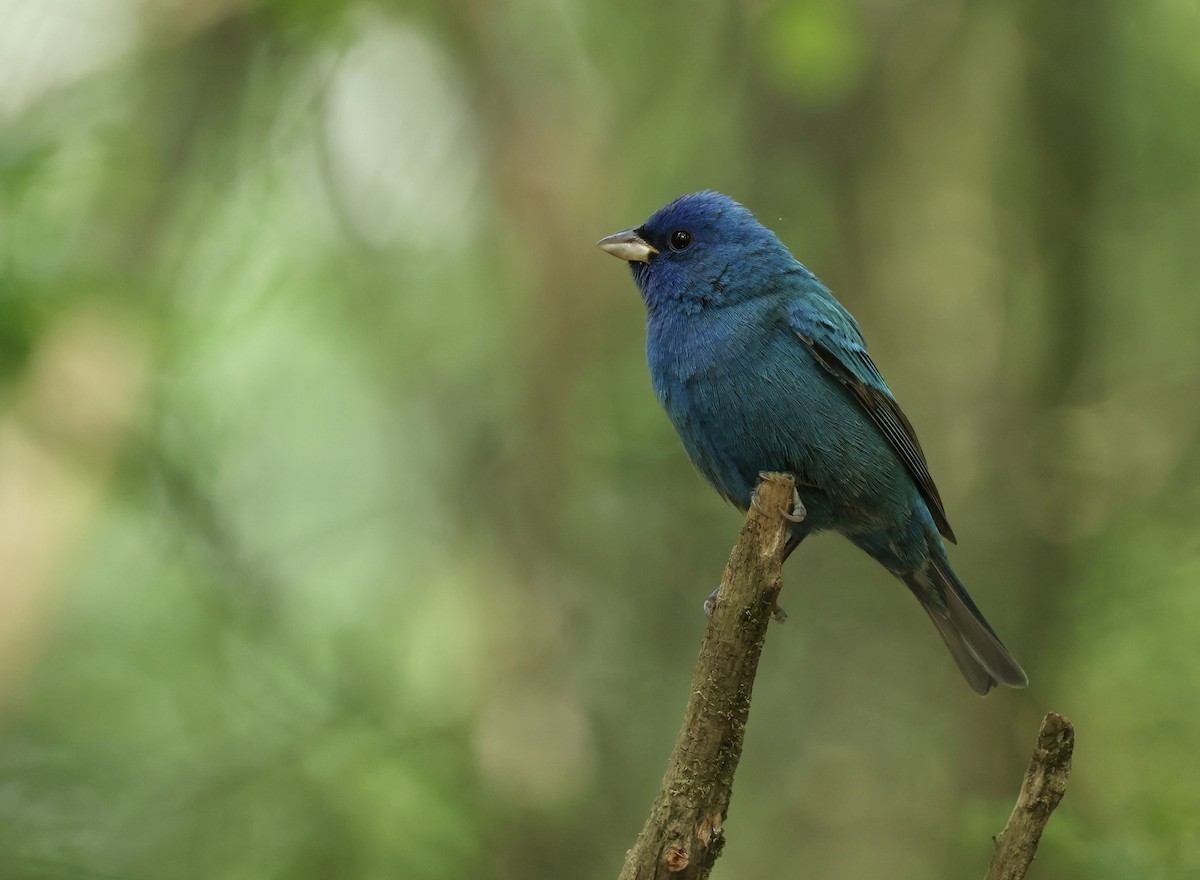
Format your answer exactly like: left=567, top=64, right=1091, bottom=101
left=1, top=0, right=1199, bottom=878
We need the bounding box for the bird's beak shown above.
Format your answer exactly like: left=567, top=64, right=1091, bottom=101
left=596, top=227, right=658, bottom=263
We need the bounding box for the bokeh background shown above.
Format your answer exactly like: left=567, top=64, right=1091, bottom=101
left=2, top=0, right=1199, bottom=877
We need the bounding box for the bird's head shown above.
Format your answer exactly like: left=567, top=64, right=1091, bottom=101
left=597, top=191, right=791, bottom=313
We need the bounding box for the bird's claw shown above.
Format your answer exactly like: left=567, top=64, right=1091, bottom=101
left=783, top=487, right=806, bottom=522
left=704, top=586, right=787, bottom=623
left=750, top=493, right=769, bottom=517
left=751, top=474, right=806, bottom=523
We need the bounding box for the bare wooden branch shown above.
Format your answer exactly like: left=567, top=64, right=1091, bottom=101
left=616, top=472, right=1071, bottom=880
left=618, top=473, right=796, bottom=880
left=985, top=712, right=1075, bottom=880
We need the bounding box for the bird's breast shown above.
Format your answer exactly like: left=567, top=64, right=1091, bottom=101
left=646, top=308, right=802, bottom=506
left=647, top=313, right=754, bottom=411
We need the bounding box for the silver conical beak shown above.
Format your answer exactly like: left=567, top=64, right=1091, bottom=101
left=596, top=228, right=658, bottom=263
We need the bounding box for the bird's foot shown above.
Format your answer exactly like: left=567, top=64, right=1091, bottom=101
left=704, top=586, right=787, bottom=623
left=752, top=473, right=807, bottom=523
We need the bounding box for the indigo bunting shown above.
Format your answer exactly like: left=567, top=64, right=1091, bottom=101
left=598, top=191, right=1026, bottom=694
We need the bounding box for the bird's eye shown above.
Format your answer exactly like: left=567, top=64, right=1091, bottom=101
left=669, top=230, right=693, bottom=251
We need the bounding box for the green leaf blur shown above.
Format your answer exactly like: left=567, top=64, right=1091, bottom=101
left=1, top=1, right=1198, bottom=878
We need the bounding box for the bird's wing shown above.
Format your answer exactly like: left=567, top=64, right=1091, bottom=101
left=787, top=298, right=957, bottom=543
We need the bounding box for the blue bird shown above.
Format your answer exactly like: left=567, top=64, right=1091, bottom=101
left=598, top=191, right=1027, bottom=695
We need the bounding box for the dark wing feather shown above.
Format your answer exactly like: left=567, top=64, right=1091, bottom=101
left=789, top=302, right=957, bottom=543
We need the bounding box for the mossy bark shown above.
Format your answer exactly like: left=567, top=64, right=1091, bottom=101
left=618, top=473, right=795, bottom=880
left=984, top=713, right=1074, bottom=880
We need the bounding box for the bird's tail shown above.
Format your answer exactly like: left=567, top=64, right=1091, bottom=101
left=904, top=550, right=1028, bottom=696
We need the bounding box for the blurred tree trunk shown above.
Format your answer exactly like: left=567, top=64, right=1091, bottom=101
left=1014, top=0, right=1112, bottom=674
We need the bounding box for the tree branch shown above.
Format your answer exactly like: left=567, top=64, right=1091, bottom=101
left=618, top=473, right=796, bottom=880
left=616, top=473, right=1072, bottom=880
left=985, top=712, right=1074, bottom=880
